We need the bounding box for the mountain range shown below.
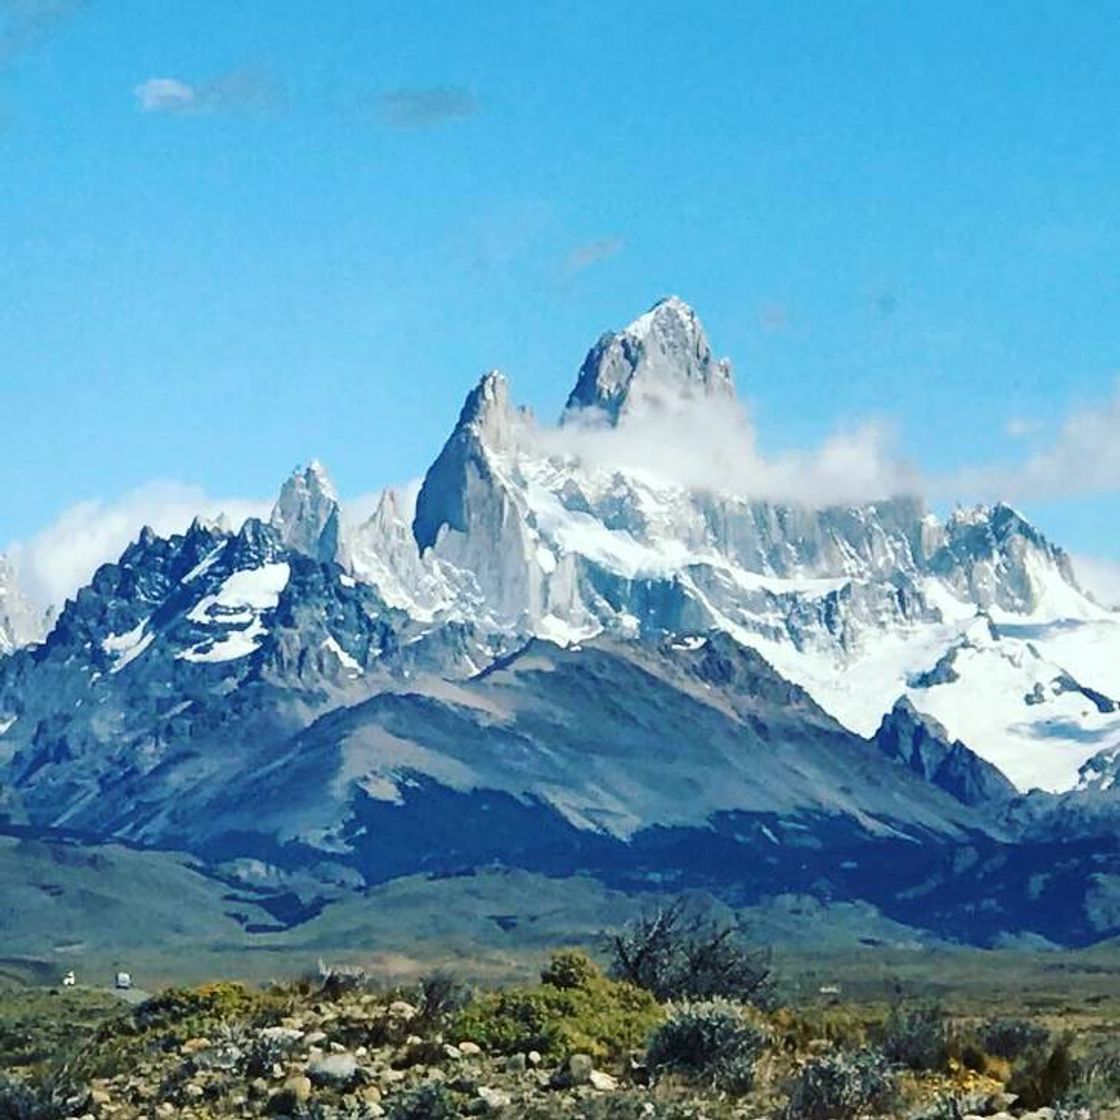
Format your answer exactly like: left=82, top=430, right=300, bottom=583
left=4, top=296, right=1120, bottom=953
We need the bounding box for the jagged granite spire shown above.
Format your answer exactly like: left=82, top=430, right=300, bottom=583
left=412, top=372, right=521, bottom=552
left=270, top=460, right=341, bottom=564
left=563, top=296, right=735, bottom=425
left=411, top=371, right=543, bottom=622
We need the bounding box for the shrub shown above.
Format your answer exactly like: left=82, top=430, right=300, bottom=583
left=981, top=1018, right=1051, bottom=1061
left=1069, top=1036, right=1120, bottom=1113
left=452, top=972, right=662, bottom=1063
left=541, top=949, right=600, bottom=990
left=646, top=999, right=767, bottom=1095
left=414, top=970, right=471, bottom=1024
left=1008, top=1035, right=1077, bottom=1111
left=316, top=961, right=370, bottom=1000
left=133, top=982, right=258, bottom=1034
left=384, top=1081, right=457, bottom=1120
left=879, top=1007, right=952, bottom=1073
left=0, top=1073, right=83, bottom=1120
left=769, top=1007, right=872, bottom=1055
left=610, top=899, right=773, bottom=1006
left=785, top=1048, right=897, bottom=1120
left=520, top=1095, right=739, bottom=1120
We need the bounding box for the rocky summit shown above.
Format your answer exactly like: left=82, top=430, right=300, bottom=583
left=3, top=298, right=1120, bottom=950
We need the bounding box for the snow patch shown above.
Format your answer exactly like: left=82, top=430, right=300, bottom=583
left=322, top=635, right=362, bottom=674
left=101, top=619, right=155, bottom=673
left=188, top=563, right=290, bottom=625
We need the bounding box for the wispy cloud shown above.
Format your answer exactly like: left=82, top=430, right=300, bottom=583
left=564, top=237, right=624, bottom=275
left=1073, top=554, right=1120, bottom=609
left=539, top=391, right=913, bottom=509
left=376, top=86, right=478, bottom=129
left=944, top=382, right=1120, bottom=503
left=757, top=302, right=789, bottom=334
left=6, top=483, right=269, bottom=609
left=134, top=67, right=286, bottom=115
left=0, top=0, right=84, bottom=66
left=1004, top=416, right=1042, bottom=439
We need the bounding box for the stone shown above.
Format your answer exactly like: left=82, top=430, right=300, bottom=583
left=282, top=1075, right=312, bottom=1104
left=260, top=1026, right=305, bottom=1050
left=308, top=1051, right=360, bottom=1087
left=458, top=1040, right=483, bottom=1056
left=589, top=1070, right=618, bottom=1091
left=568, top=1054, right=594, bottom=1086
left=180, top=1037, right=211, bottom=1055
left=470, top=1086, right=511, bottom=1113
left=388, top=1000, right=417, bottom=1019
left=443, top=1043, right=463, bottom=1060
left=504, top=1053, right=527, bottom=1073
left=527, top=1050, right=542, bottom=1066
left=183, top=1083, right=204, bottom=1100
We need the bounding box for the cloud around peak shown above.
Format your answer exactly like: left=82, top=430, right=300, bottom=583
left=6, top=482, right=269, bottom=609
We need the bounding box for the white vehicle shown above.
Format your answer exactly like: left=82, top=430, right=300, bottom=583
left=61, top=970, right=76, bottom=987
left=114, top=971, right=132, bottom=990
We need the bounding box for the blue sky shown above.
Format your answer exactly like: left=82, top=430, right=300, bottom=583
left=2, top=1, right=1119, bottom=591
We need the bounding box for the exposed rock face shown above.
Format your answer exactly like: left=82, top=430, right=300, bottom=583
left=873, top=698, right=1018, bottom=807
left=564, top=296, right=735, bottom=425
left=3, top=296, right=1120, bottom=950
left=271, top=460, right=342, bottom=564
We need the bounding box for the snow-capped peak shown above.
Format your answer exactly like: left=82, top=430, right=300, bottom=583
left=270, top=460, right=341, bottom=563
left=563, top=296, right=735, bottom=426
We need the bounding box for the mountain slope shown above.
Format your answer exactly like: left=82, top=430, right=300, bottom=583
left=349, top=298, right=1119, bottom=793
left=3, top=296, right=1120, bottom=949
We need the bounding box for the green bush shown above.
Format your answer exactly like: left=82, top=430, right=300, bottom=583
left=646, top=999, right=767, bottom=1095
left=133, top=982, right=259, bottom=1034
left=541, top=949, right=600, bottom=990
left=452, top=971, right=662, bottom=1063
left=385, top=1081, right=457, bottom=1120
left=785, top=1048, right=897, bottom=1120
left=879, top=1007, right=952, bottom=1073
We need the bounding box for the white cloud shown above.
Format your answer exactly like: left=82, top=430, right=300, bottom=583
left=134, top=77, right=196, bottom=113
left=6, top=482, right=268, bottom=609
left=1072, top=554, right=1120, bottom=609
left=947, top=382, right=1120, bottom=503
left=536, top=394, right=914, bottom=508
left=1004, top=416, right=1042, bottom=439
left=134, top=68, right=285, bottom=115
